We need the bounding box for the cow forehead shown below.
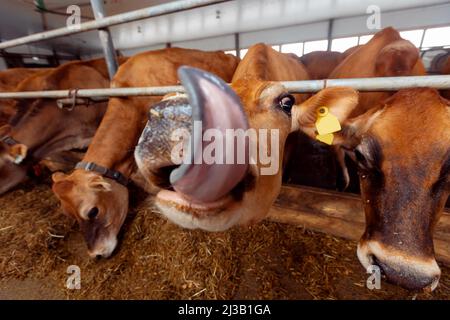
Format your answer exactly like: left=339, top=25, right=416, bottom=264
left=369, top=90, right=449, bottom=160
left=232, top=80, right=282, bottom=107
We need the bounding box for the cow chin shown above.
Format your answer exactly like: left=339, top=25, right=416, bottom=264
left=155, top=191, right=242, bottom=232
left=134, top=144, right=256, bottom=231
left=86, top=232, right=118, bottom=259
left=136, top=146, right=279, bottom=232
left=153, top=171, right=257, bottom=231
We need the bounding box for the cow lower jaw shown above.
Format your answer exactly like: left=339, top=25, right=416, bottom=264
left=157, top=189, right=233, bottom=214
left=155, top=194, right=241, bottom=232
left=154, top=169, right=255, bottom=231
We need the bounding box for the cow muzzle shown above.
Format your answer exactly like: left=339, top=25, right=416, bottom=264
left=87, top=236, right=118, bottom=259
left=135, top=67, right=250, bottom=203
left=357, top=240, right=441, bottom=291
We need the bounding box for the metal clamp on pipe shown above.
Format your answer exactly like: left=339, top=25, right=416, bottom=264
left=56, top=89, right=81, bottom=110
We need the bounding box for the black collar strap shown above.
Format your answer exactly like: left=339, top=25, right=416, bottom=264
left=1, top=136, right=19, bottom=146
left=75, top=161, right=129, bottom=186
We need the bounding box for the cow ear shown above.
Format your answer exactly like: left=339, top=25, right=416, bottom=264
left=52, top=172, right=67, bottom=183
left=9, top=144, right=27, bottom=164
left=52, top=174, right=74, bottom=196
left=88, top=175, right=111, bottom=192
left=291, top=87, right=359, bottom=145
left=0, top=124, right=12, bottom=137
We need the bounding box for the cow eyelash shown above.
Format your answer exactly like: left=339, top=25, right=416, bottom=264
left=354, top=149, right=381, bottom=174
left=276, top=94, right=295, bottom=116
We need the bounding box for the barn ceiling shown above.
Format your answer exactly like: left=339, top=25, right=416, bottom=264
left=0, top=0, right=449, bottom=56
left=0, top=0, right=175, bottom=55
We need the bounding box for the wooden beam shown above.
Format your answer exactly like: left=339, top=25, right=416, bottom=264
left=268, top=185, right=450, bottom=265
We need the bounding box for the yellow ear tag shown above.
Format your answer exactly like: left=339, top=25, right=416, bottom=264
left=316, top=133, right=334, bottom=145
left=315, top=107, right=341, bottom=145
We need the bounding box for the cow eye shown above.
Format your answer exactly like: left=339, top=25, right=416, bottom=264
left=87, top=207, right=99, bottom=220
left=277, top=94, right=295, bottom=116
left=354, top=148, right=365, bottom=163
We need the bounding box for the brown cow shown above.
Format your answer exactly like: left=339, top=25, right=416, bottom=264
left=437, top=53, right=450, bottom=99
left=284, top=27, right=426, bottom=190
left=342, top=45, right=362, bottom=59
left=330, top=27, right=425, bottom=115
left=292, top=87, right=449, bottom=291
left=0, top=68, right=51, bottom=125
left=0, top=68, right=50, bottom=89
left=51, top=48, right=239, bottom=258
left=0, top=59, right=111, bottom=194
left=134, top=44, right=309, bottom=232
left=299, top=51, right=343, bottom=80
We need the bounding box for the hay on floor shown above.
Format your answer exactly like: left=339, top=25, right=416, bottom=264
left=0, top=174, right=449, bottom=300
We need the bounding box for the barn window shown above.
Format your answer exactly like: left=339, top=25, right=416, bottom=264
left=331, top=37, right=359, bottom=52
left=224, top=50, right=237, bottom=56
left=240, top=48, right=249, bottom=57
left=422, top=26, right=450, bottom=48
left=280, top=42, right=303, bottom=56
left=303, top=40, right=328, bottom=54
left=399, top=29, right=424, bottom=47
left=271, top=45, right=281, bottom=52
left=358, top=34, right=374, bottom=45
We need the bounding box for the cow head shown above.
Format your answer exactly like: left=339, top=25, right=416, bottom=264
left=0, top=95, right=105, bottom=195
left=135, top=67, right=293, bottom=231
left=0, top=124, right=29, bottom=194
left=293, top=87, right=449, bottom=291
left=52, top=170, right=128, bottom=258
left=375, top=40, right=422, bottom=77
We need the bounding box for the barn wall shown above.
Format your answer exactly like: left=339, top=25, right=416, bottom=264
left=173, top=34, right=235, bottom=51
left=120, top=43, right=167, bottom=57
left=112, top=0, right=450, bottom=49
left=148, top=2, right=450, bottom=53
left=5, top=44, right=53, bottom=55
left=0, top=57, right=7, bottom=71
left=1, top=1, right=449, bottom=62
left=333, top=2, right=450, bottom=38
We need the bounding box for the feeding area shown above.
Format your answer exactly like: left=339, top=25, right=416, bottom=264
left=0, top=0, right=449, bottom=301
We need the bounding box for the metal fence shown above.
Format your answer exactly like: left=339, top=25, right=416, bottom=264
left=0, top=0, right=449, bottom=99
left=0, top=75, right=449, bottom=99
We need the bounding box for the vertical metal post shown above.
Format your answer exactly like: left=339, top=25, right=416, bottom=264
left=90, top=0, right=118, bottom=80
left=234, top=33, right=240, bottom=59
left=327, top=19, right=334, bottom=51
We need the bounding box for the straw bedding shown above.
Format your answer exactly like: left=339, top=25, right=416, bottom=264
left=0, top=173, right=449, bottom=300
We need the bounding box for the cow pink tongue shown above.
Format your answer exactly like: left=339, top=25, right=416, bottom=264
left=169, top=67, right=249, bottom=204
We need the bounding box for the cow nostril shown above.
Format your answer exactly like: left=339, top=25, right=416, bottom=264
left=95, top=254, right=102, bottom=260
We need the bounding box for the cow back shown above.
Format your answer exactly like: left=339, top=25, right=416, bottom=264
left=300, top=51, right=344, bottom=80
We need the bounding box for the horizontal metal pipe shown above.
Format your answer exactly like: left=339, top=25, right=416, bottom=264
left=281, top=75, right=450, bottom=92
left=0, top=75, right=449, bottom=99
left=0, top=86, right=185, bottom=99
left=0, top=0, right=227, bottom=49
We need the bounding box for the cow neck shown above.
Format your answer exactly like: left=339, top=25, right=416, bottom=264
left=75, top=161, right=129, bottom=186
left=11, top=103, right=101, bottom=162
left=12, top=119, right=61, bottom=158
left=82, top=97, right=150, bottom=179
